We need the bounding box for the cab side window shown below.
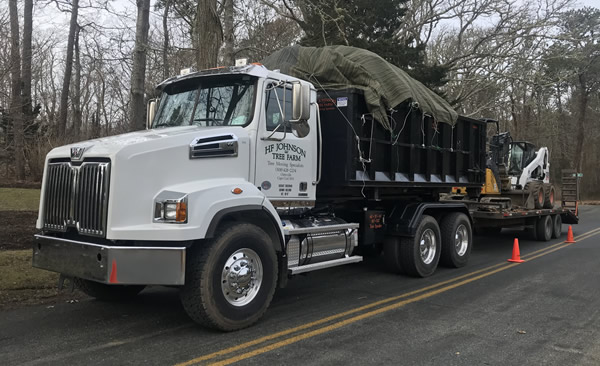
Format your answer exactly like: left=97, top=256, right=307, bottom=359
left=265, top=84, right=292, bottom=131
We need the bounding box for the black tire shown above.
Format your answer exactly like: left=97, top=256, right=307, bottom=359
left=535, top=215, right=553, bottom=241
left=440, top=213, right=472, bottom=268
left=180, top=223, right=278, bottom=331
left=74, top=278, right=145, bottom=301
left=543, top=184, right=556, bottom=209
left=551, top=214, right=562, bottom=239
left=383, top=237, right=403, bottom=274
left=531, top=183, right=545, bottom=209
left=399, top=215, right=441, bottom=278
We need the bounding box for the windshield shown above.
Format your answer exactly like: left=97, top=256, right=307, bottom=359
left=152, top=75, right=256, bottom=128
left=508, top=143, right=524, bottom=175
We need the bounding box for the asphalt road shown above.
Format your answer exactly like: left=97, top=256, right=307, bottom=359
left=2, top=206, right=600, bottom=366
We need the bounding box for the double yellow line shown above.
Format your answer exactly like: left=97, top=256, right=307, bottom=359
left=176, top=226, right=600, bottom=366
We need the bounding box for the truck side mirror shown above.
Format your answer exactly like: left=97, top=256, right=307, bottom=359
left=146, top=99, right=157, bottom=129
left=291, top=82, right=310, bottom=122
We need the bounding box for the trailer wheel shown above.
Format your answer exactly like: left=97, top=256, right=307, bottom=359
left=440, top=213, right=472, bottom=268
left=535, top=215, right=553, bottom=241
left=551, top=214, right=562, bottom=239
left=73, top=278, right=145, bottom=301
left=180, top=223, right=278, bottom=331
left=400, top=215, right=441, bottom=277
left=383, top=237, right=403, bottom=274
left=544, top=185, right=556, bottom=209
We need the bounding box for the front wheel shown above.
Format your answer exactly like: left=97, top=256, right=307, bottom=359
left=544, top=185, right=556, bottom=209
left=400, top=215, right=441, bottom=277
left=440, top=213, right=472, bottom=268
left=180, top=223, right=278, bottom=331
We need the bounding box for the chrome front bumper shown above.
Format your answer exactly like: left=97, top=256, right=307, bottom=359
left=33, top=235, right=186, bottom=285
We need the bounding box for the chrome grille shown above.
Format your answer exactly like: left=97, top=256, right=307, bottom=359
left=43, top=161, right=111, bottom=237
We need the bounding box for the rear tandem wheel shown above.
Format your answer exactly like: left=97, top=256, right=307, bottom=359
left=399, top=215, right=441, bottom=277
left=439, top=213, right=472, bottom=268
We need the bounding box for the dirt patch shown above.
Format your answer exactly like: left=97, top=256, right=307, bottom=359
left=0, top=288, right=88, bottom=311
left=0, top=211, right=38, bottom=250
left=0, top=250, right=88, bottom=310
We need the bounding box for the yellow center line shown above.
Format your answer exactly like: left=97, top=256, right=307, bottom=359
left=175, top=226, right=599, bottom=366
left=210, top=263, right=520, bottom=366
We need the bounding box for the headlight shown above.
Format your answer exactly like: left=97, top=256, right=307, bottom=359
left=154, top=194, right=187, bottom=224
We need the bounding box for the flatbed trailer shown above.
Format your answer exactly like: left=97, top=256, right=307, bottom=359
left=468, top=203, right=578, bottom=241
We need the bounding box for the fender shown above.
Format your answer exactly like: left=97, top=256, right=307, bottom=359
left=387, top=202, right=471, bottom=237
left=205, top=199, right=285, bottom=252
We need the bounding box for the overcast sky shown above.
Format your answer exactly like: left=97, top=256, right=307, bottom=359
left=578, top=0, right=600, bottom=7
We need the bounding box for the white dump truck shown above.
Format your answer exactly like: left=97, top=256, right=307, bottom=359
left=33, top=47, right=490, bottom=331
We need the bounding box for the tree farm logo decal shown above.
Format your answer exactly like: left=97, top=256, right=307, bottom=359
left=264, top=143, right=306, bottom=162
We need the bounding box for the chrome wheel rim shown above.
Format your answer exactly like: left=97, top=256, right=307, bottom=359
left=221, top=248, right=263, bottom=307
left=420, top=229, right=437, bottom=264
left=455, top=224, right=469, bottom=256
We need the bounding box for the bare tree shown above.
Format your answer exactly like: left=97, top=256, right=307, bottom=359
left=57, top=0, right=80, bottom=138
left=162, top=0, right=171, bottom=79
left=9, top=0, right=24, bottom=181
left=194, top=0, right=222, bottom=69
left=72, top=26, right=82, bottom=139
left=22, top=0, right=33, bottom=121
left=128, top=0, right=151, bottom=131
left=222, top=0, right=235, bottom=66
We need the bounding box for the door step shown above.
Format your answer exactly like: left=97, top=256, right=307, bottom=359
left=289, top=256, right=363, bottom=275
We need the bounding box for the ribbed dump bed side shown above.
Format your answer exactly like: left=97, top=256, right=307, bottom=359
left=316, top=89, right=486, bottom=196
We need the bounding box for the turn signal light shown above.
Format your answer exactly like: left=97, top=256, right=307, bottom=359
left=176, top=202, right=187, bottom=222
left=232, top=188, right=243, bottom=195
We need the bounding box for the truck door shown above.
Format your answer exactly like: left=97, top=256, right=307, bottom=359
left=254, top=80, right=317, bottom=204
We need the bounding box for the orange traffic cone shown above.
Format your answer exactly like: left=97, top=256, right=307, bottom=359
left=566, top=226, right=575, bottom=243
left=508, top=238, right=525, bottom=263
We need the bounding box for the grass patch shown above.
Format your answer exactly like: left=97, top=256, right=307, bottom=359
left=0, top=250, right=57, bottom=291
left=0, top=188, right=41, bottom=211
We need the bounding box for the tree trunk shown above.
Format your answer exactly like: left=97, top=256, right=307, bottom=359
left=57, top=0, right=80, bottom=138
left=23, top=0, right=35, bottom=179
left=193, top=0, right=222, bottom=69
left=162, top=0, right=170, bottom=80
left=223, top=0, right=235, bottom=66
left=9, top=0, right=25, bottom=181
left=22, top=0, right=33, bottom=119
left=573, top=73, right=588, bottom=172
left=128, top=0, right=151, bottom=132
left=72, top=26, right=82, bottom=139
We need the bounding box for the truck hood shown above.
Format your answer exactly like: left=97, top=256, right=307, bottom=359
left=39, top=126, right=255, bottom=239
left=46, top=126, right=235, bottom=160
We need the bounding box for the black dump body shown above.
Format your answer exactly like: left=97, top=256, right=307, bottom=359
left=316, top=89, right=486, bottom=198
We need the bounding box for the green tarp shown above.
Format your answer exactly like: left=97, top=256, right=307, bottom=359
left=262, top=45, right=458, bottom=130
